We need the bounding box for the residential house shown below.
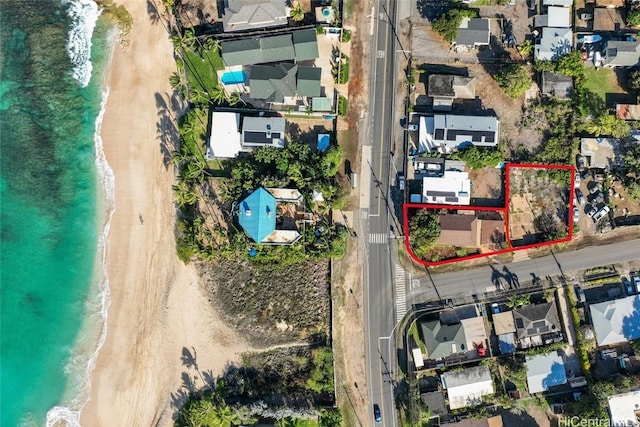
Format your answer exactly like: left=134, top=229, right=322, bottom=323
left=535, top=27, right=573, bottom=60
left=493, top=311, right=517, bottom=354
left=442, top=416, right=504, bottom=427
left=437, top=214, right=505, bottom=248
left=513, top=302, right=561, bottom=348
left=221, top=0, right=288, bottom=33
left=249, top=64, right=321, bottom=103
left=526, top=351, right=568, bottom=393
left=616, top=101, right=640, bottom=120
left=422, top=171, right=471, bottom=205
left=580, top=137, right=621, bottom=169
left=220, top=29, right=319, bottom=67
left=428, top=74, right=476, bottom=111
left=589, top=295, right=640, bottom=347
left=541, top=71, right=573, bottom=99
left=608, top=390, right=640, bottom=427
left=603, top=40, right=640, bottom=67
left=207, top=113, right=285, bottom=159
left=593, top=7, right=625, bottom=32
left=454, top=18, right=491, bottom=49
left=420, top=319, right=468, bottom=360
left=441, top=366, right=494, bottom=409
left=238, top=187, right=303, bottom=245
left=418, top=114, right=500, bottom=153
left=534, top=6, right=571, bottom=28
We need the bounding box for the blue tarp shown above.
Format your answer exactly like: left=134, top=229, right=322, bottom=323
left=499, top=333, right=516, bottom=354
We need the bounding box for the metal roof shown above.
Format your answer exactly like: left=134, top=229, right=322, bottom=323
left=249, top=63, right=298, bottom=102
left=590, top=295, right=640, bottom=346
left=526, top=351, right=567, bottom=393
left=297, top=66, right=322, bottom=97
left=239, top=188, right=277, bottom=242
left=292, top=28, right=319, bottom=61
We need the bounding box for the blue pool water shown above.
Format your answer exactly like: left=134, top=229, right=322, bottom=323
left=221, top=70, right=247, bottom=85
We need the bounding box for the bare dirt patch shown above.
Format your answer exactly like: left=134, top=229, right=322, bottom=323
left=469, top=167, right=504, bottom=204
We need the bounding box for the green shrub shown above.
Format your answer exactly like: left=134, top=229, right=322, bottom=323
left=450, top=144, right=503, bottom=169
left=494, top=63, right=532, bottom=99
left=341, top=29, right=352, bottom=43
left=316, top=25, right=324, bottom=34
left=338, top=95, right=348, bottom=116
left=627, top=9, right=640, bottom=26
left=408, top=209, right=441, bottom=259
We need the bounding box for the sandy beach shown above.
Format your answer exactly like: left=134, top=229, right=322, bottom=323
left=81, top=2, right=251, bottom=425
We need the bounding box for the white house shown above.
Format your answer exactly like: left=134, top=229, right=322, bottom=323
left=608, top=390, right=640, bottom=427
left=422, top=171, right=471, bottom=205
left=441, top=366, right=494, bottom=410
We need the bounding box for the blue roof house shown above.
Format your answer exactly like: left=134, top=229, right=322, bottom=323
left=238, top=187, right=302, bottom=245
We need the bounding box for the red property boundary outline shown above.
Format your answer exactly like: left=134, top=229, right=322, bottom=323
left=403, top=163, right=576, bottom=266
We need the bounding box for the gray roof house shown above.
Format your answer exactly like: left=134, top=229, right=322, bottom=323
left=249, top=64, right=321, bottom=103
left=221, top=29, right=319, bottom=66
left=541, top=71, right=573, bottom=99
left=420, top=319, right=467, bottom=360
left=418, top=114, right=499, bottom=153
left=241, top=116, right=286, bottom=148
left=428, top=74, right=476, bottom=111
left=603, top=40, right=640, bottom=67
left=534, top=27, right=573, bottom=61
left=526, top=351, right=567, bottom=394
left=513, top=302, right=561, bottom=348
left=222, top=0, right=288, bottom=33
left=455, top=18, right=490, bottom=48
left=589, top=295, right=640, bottom=347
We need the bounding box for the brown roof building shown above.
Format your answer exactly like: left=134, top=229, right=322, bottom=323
left=438, top=214, right=505, bottom=247
left=593, top=8, right=625, bottom=32
left=445, top=415, right=504, bottom=427
left=595, top=0, right=625, bottom=7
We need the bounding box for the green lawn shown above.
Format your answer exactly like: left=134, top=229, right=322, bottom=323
left=409, top=321, right=427, bottom=354
left=180, top=47, right=223, bottom=95
left=582, top=67, right=622, bottom=102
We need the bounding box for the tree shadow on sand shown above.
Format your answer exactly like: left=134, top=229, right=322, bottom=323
left=155, top=92, right=180, bottom=169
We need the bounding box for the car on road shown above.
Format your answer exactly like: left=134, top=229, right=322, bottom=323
left=373, top=404, right=382, bottom=424
left=592, top=206, right=610, bottom=222
left=622, top=277, right=634, bottom=295
left=586, top=205, right=597, bottom=217
left=575, top=189, right=585, bottom=205
left=575, top=285, right=586, bottom=303
left=573, top=206, right=580, bottom=222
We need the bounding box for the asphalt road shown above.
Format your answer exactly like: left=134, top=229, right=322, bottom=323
left=361, top=0, right=400, bottom=425
left=408, top=239, right=640, bottom=303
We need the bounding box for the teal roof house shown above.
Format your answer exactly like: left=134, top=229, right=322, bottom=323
left=238, top=187, right=303, bottom=245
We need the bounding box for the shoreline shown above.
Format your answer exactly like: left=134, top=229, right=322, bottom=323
left=78, top=1, right=253, bottom=425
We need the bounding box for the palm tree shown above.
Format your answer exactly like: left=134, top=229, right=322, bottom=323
left=210, top=85, right=228, bottom=104
left=173, top=181, right=199, bottom=207
left=184, top=159, right=208, bottom=182
left=189, top=88, right=210, bottom=106
left=290, top=5, right=304, bottom=22
left=275, top=417, right=306, bottom=427
left=227, top=90, right=245, bottom=106
left=586, top=114, right=630, bottom=138
left=203, top=37, right=220, bottom=52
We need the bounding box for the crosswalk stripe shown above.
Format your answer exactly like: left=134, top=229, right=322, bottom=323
left=395, top=264, right=407, bottom=322
left=368, top=233, right=388, bottom=244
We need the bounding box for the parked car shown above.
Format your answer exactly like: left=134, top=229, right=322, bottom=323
left=573, top=206, right=580, bottom=222
left=574, top=173, right=581, bottom=188
left=575, top=285, right=586, bottom=303
left=633, top=274, right=640, bottom=294
left=397, top=172, right=405, bottom=191
left=586, top=205, right=597, bottom=217
left=575, top=189, right=585, bottom=205
left=491, top=303, right=500, bottom=314
left=373, top=404, right=382, bottom=424
left=407, top=123, right=418, bottom=131
left=592, top=191, right=605, bottom=205
left=592, top=206, right=610, bottom=222
left=622, top=277, right=634, bottom=295
left=576, top=155, right=586, bottom=173
left=589, top=183, right=602, bottom=195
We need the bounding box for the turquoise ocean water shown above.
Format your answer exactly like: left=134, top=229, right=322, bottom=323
left=1, top=1, right=113, bottom=425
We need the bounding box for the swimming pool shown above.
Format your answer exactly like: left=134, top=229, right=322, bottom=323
left=220, top=70, right=247, bottom=85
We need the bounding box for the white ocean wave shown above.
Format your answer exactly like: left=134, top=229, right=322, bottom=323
left=62, top=0, right=100, bottom=88
left=46, top=62, right=116, bottom=427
